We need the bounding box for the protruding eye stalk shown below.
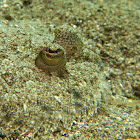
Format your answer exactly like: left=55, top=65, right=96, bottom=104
left=35, top=43, right=67, bottom=77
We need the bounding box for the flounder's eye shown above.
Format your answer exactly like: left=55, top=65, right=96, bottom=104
left=35, top=43, right=66, bottom=75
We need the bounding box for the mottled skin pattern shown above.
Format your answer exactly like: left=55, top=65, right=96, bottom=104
left=53, top=28, right=84, bottom=61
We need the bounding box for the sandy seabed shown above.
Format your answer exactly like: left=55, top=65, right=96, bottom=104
left=0, top=0, right=140, bottom=139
